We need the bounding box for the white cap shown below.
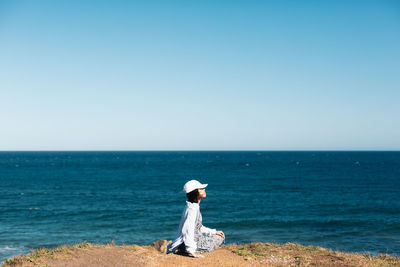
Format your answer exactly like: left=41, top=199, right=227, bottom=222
left=183, top=180, right=208, bottom=194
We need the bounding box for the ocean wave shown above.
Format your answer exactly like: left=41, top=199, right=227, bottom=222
left=0, top=246, right=25, bottom=263
left=0, top=246, right=22, bottom=253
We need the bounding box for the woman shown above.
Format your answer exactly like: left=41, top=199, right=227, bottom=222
left=166, top=180, right=225, bottom=258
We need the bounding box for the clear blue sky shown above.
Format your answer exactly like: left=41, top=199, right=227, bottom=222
left=1, top=0, right=399, bottom=150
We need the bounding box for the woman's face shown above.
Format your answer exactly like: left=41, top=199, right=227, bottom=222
left=198, top=188, right=207, bottom=198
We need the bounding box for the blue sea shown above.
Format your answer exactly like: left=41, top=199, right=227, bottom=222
left=1, top=151, right=399, bottom=261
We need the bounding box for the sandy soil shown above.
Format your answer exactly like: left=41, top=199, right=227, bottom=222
left=3, top=241, right=399, bottom=267
left=16, top=246, right=254, bottom=267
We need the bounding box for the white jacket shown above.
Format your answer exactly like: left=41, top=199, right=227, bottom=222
left=166, top=201, right=216, bottom=254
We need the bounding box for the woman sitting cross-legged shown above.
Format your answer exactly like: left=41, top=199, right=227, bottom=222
left=166, top=180, right=225, bottom=258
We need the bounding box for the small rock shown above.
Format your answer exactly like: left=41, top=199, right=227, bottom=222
left=153, top=240, right=170, bottom=253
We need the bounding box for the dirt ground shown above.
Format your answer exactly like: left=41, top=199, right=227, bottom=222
left=11, top=246, right=256, bottom=267
left=3, top=241, right=399, bottom=267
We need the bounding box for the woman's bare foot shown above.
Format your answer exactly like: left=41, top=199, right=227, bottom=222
left=188, top=253, right=204, bottom=258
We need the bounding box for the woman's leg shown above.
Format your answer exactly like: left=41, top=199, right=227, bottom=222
left=195, top=234, right=225, bottom=254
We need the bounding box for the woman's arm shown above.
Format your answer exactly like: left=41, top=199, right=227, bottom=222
left=181, top=207, right=197, bottom=254
left=201, top=226, right=225, bottom=239
left=200, top=225, right=217, bottom=236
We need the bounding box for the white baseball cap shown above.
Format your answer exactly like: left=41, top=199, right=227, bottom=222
left=183, top=180, right=208, bottom=194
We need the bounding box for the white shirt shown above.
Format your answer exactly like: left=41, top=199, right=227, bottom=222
left=166, top=201, right=216, bottom=254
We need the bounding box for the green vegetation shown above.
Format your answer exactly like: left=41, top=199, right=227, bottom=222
left=224, top=242, right=400, bottom=266
left=2, top=242, right=102, bottom=267
left=231, top=242, right=273, bottom=258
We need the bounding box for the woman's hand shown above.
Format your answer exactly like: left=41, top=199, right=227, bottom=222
left=216, top=230, right=225, bottom=239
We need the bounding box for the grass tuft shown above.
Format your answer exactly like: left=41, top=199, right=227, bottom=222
left=231, top=242, right=272, bottom=258
left=224, top=242, right=400, bottom=266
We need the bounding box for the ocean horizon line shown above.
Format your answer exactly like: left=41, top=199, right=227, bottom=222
left=0, top=150, right=399, bottom=152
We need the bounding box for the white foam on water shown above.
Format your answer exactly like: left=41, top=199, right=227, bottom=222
left=0, top=245, right=26, bottom=263
left=0, top=246, right=21, bottom=253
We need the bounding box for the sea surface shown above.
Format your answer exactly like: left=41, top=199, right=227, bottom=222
left=1, top=151, right=399, bottom=261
